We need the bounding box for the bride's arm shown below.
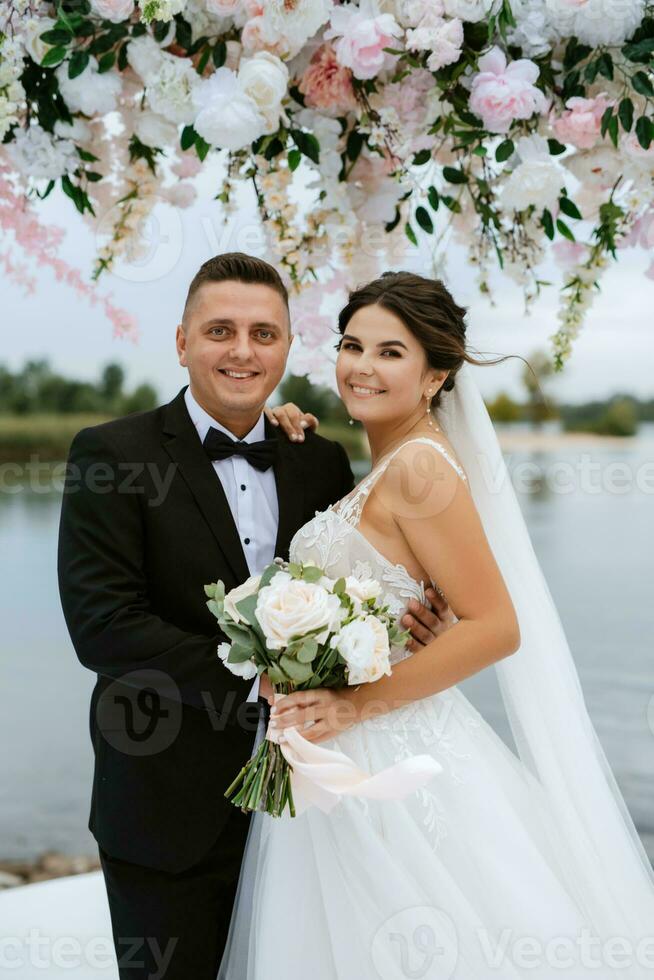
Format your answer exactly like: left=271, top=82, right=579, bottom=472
left=270, top=443, right=520, bottom=742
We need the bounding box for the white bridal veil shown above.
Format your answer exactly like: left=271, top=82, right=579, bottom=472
left=437, top=361, right=654, bottom=945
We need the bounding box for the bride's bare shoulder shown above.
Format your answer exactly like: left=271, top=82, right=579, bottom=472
left=372, top=435, right=470, bottom=523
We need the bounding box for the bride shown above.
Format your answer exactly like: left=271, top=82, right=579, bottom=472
left=218, top=271, right=654, bottom=979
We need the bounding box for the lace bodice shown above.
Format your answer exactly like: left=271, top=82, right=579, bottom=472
left=289, top=437, right=468, bottom=667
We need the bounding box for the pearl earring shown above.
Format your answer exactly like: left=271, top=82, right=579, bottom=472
left=426, top=390, right=441, bottom=432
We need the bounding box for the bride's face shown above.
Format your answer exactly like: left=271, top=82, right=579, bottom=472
left=335, top=304, right=439, bottom=425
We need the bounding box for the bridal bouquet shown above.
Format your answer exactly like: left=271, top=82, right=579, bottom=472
left=204, top=558, right=410, bottom=818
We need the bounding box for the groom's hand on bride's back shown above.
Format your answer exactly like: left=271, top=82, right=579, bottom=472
left=403, top=588, right=456, bottom=651
left=264, top=402, right=319, bottom=442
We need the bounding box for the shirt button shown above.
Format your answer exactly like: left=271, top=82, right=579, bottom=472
left=240, top=484, right=246, bottom=491
left=244, top=537, right=251, bottom=545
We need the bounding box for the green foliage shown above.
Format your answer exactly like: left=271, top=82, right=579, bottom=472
left=0, top=359, right=157, bottom=416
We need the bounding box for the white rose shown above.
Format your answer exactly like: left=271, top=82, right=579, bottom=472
left=238, top=51, right=288, bottom=114
left=22, top=16, right=57, bottom=64
left=90, top=0, right=135, bottom=22
left=256, top=572, right=344, bottom=650
left=333, top=615, right=391, bottom=685
left=217, top=641, right=258, bottom=679
left=344, top=574, right=382, bottom=608
left=193, top=66, right=265, bottom=150
left=223, top=573, right=261, bottom=624
left=134, top=109, right=179, bottom=147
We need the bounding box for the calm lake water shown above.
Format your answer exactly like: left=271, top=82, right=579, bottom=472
left=1, top=424, right=653, bottom=862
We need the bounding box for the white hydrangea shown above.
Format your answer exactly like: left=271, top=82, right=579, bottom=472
left=544, top=0, right=644, bottom=46
left=137, top=0, right=186, bottom=23
left=7, top=123, right=78, bottom=179
left=502, top=134, right=565, bottom=212
left=55, top=56, right=122, bottom=115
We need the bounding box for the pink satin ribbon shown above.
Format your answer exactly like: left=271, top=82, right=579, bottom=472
left=266, top=700, right=443, bottom=815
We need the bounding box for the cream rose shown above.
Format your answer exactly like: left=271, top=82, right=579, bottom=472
left=223, top=573, right=261, bottom=624
left=333, top=615, right=392, bottom=685
left=344, top=574, right=383, bottom=609
left=238, top=51, right=289, bottom=115
left=255, top=571, right=344, bottom=650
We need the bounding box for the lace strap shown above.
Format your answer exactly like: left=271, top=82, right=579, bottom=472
left=335, top=437, right=467, bottom=528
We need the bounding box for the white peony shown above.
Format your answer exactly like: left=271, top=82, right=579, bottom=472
left=54, top=117, right=93, bottom=142
left=333, top=615, right=392, bottom=685
left=255, top=571, right=345, bottom=650
left=443, top=0, right=493, bottom=22
left=146, top=56, right=199, bottom=124
left=544, top=0, right=644, bottom=46
left=193, top=66, right=265, bottom=149
left=126, top=34, right=164, bottom=82
left=90, top=0, right=135, bottom=22
left=223, top=573, right=262, bottom=624
left=7, top=124, right=78, bottom=179
left=502, top=134, right=565, bottom=212
left=21, top=16, right=57, bottom=64
left=134, top=109, right=179, bottom=147
left=263, top=0, right=333, bottom=51
left=217, top=641, right=258, bottom=679
left=55, top=57, right=122, bottom=115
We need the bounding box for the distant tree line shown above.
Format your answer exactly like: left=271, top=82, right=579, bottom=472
left=0, top=360, right=158, bottom=417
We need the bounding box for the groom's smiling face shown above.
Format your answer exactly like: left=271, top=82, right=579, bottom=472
left=176, top=279, right=293, bottom=431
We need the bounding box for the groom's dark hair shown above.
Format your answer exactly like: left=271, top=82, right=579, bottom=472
left=182, top=252, right=290, bottom=329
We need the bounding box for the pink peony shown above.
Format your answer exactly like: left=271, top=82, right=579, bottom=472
left=469, top=46, right=548, bottom=134
left=551, top=95, right=610, bottom=150
left=324, top=0, right=403, bottom=81
left=298, top=42, right=357, bottom=112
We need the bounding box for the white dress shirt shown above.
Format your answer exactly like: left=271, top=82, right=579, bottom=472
left=184, top=386, right=279, bottom=703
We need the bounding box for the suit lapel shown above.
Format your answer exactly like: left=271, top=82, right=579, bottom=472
left=266, top=416, right=305, bottom=562
left=162, top=388, right=307, bottom=579
left=162, top=388, right=250, bottom=584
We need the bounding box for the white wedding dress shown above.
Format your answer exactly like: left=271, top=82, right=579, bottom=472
left=217, top=436, right=652, bottom=980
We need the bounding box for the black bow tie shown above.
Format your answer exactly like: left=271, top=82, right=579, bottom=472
left=202, top=426, right=278, bottom=472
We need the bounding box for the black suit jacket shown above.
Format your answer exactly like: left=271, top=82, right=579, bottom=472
left=57, top=385, right=355, bottom=872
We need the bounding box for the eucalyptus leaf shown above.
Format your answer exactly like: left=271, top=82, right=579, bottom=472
left=227, top=643, right=254, bottom=665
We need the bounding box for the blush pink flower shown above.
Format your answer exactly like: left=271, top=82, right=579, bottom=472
left=551, top=95, right=610, bottom=150
left=469, top=46, right=548, bottom=134
left=298, top=42, right=357, bottom=112
left=324, top=1, right=403, bottom=81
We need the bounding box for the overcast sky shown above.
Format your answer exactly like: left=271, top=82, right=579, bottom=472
left=5, top=174, right=653, bottom=407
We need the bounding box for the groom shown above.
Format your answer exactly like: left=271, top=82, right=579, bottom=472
left=57, top=252, right=448, bottom=980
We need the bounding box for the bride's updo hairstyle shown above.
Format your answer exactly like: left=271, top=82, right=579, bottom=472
left=337, top=270, right=515, bottom=409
